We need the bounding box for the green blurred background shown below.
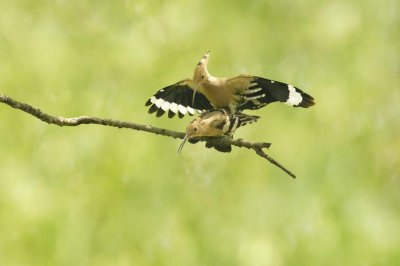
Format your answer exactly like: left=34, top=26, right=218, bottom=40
left=0, top=0, right=399, bottom=265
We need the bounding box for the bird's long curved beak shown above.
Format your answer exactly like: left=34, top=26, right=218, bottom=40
left=192, top=88, right=197, bottom=107
left=177, top=134, right=189, bottom=154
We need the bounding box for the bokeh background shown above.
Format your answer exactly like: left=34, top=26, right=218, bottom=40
left=0, top=0, right=399, bottom=265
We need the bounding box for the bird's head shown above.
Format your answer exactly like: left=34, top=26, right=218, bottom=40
left=177, top=111, right=227, bottom=153
left=177, top=118, right=203, bottom=154
left=193, top=50, right=210, bottom=87
left=191, top=50, right=210, bottom=105
left=185, top=118, right=202, bottom=138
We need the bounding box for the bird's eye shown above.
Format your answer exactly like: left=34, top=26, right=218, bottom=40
left=201, top=75, right=204, bottom=79
left=194, top=128, right=197, bottom=131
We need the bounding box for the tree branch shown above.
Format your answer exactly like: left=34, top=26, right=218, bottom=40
left=0, top=94, right=296, bottom=178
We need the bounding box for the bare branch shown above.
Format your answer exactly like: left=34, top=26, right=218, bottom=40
left=0, top=94, right=296, bottom=178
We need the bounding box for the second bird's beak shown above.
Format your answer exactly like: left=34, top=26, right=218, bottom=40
left=177, top=133, right=189, bottom=154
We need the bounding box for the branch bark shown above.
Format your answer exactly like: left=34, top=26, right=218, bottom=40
left=0, top=94, right=296, bottom=178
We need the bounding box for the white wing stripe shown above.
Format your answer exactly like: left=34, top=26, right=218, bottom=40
left=222, top=116, right=230, bottom=133
left=230, top=117, right=239, bottom=132
left=169, top=103, right=178, bottom=113
left=186, top=106, right=195, bottom=115
left=161, top=101, right=170, bottom=111
left=150, top=96, right=157, bottom=104
left=244, top=94, right=265, bottom=101
left=243, top=87, right=262, bottom=94
left=178, top=105, right=188, bottom=115
left=154, top=98, right=165, bottom=108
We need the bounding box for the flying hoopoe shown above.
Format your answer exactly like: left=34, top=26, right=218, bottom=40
left=178, top=109, right=259, bottom=153
left=146, top=50, right=315, bottom=118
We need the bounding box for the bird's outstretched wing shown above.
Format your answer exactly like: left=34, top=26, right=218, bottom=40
left=145, top=79, right=214, bottom=118
left=229, top=75, right=315, bottom=111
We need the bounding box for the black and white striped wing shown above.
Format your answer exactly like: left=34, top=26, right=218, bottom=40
left=237, top=76, right=315, bottom=111
left=235, top=113, right=260, bottom=128
left=145, top=79, right=213, bottom=118
left=226, top=113, right=260, bottom=134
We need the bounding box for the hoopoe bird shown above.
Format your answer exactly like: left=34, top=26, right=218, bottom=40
left=146, top=50, right=315, bottom=118
left=178, top=109, right=259, bottom=153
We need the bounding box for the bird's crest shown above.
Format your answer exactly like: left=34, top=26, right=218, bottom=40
left=197, top=49, right=210, bottom=66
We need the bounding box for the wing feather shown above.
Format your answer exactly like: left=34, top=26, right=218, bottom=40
left=227, top=76, right=315, bottom=111
left=145, top=79, right=213, bottom=118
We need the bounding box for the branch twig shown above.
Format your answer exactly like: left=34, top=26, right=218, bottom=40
left=0, top=94, right=296, bottom=178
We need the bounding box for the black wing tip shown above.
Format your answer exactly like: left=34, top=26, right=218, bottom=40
left=168, top=110, right=176, bottom=118
left=250, top=116, right=260, bottom=124
left=298, top=94, right=316, bottom=108
left=145, top=99, right=152, bottom=106
left=156, top=108, right=166, bottom=117
left=148, top=105, right=187, bottom=118
left=148, top=104, right=158, bottom=114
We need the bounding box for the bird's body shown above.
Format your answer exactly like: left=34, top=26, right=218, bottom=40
left=197, top=77, right=236, bottom=110
left=178, top=109, right=259, bottom=153
left=146, top=50, right=315, bottom=118
left=186, top=109, right=259, bottom=138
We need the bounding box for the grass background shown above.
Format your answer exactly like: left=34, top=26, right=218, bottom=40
left=0, top=0, right=399, bottom=265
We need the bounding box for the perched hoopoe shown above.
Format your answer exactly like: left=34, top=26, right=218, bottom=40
left=146, top=50, right=315, bottom=118
left=178, top=109, right=259, bottom=153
